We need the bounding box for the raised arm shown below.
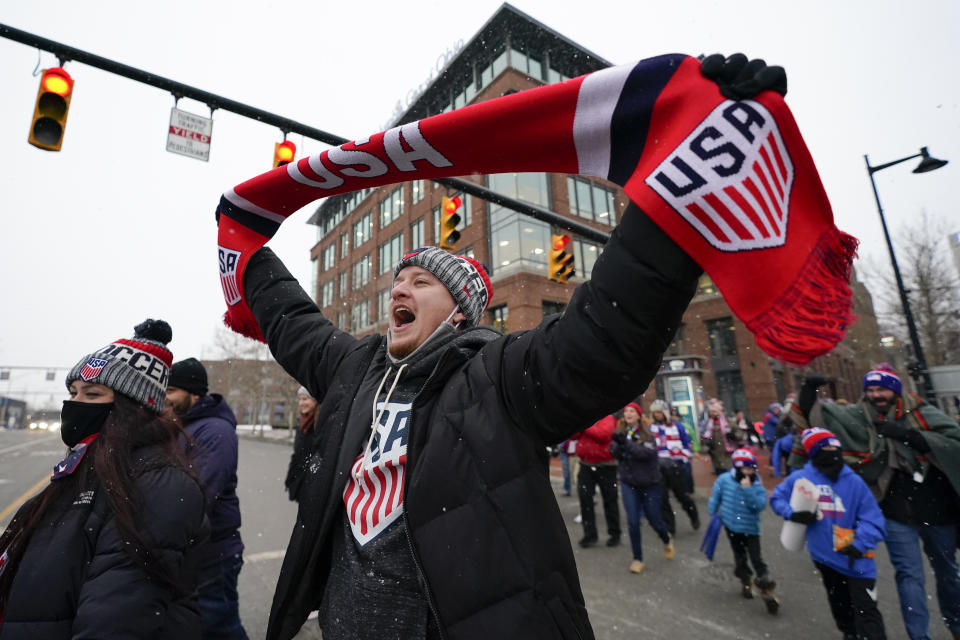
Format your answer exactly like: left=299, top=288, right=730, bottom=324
left=497, top=204, right=702, bottom=443
left=243, top=247, right=359, bottom=401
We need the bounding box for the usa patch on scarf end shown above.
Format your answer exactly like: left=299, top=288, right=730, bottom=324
left=223, top=311, right=266, bottom=343
left=748, top=227, right=860, bottom=367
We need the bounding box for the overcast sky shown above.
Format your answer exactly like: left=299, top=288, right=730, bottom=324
left=1, top=0, right=957, bottom=404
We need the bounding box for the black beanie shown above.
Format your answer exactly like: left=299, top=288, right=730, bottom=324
left=168, top=358, right=209, bottom=396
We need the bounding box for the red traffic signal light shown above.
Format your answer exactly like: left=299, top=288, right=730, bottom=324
left=28, top=67, right=74, bottom=151
left=273, top=140, right=296, bottom=168
left=548, top=234, right=575, bottom=282
left=439, top=195, right=462, bottom=250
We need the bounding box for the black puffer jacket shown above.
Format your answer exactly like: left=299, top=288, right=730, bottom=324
left=252, top=207, right=700, bottom=640
left=0, top=446, right=208, bottom=640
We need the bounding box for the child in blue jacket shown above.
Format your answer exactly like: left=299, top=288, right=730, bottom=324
left=770, top=428, right=886, bottom=640
left=708, top=448, right=778, bottom=614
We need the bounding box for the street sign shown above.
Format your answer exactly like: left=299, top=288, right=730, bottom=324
left=166, top=107, right=212, bottom=161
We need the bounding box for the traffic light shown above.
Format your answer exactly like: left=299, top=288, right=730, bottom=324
left=548, top=234, right=575, bottom=283
left=439, top=195, right=462, bottom=250
left=28, top=67, right=74, bottom=151
left=273, top=140, right=296, bottom=168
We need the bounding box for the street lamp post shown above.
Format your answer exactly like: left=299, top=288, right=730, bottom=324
left=864, top=147, right=948, bottom=405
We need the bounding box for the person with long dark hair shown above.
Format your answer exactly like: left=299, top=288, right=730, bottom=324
left=609, top=403, right=673, bottom=574
left=0, top=320, right=208, bottom=639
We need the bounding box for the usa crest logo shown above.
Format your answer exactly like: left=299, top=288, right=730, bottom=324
left=218, top=246, right=242, bottom=306
left=646, top=100, right=794, bottom=252
left=79, top=357, right=108, bottom=381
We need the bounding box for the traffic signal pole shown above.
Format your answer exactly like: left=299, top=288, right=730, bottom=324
left=1, top=23, right=611, bottom=245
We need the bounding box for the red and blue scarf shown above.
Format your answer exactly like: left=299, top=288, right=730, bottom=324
left=216, top=53, right=857, bottom=366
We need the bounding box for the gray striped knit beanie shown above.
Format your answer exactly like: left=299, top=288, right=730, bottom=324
left=66, top=319, right=174, bottom=413
left=394, top=247, right=493, bottom=328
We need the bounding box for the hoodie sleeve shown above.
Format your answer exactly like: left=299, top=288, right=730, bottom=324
left=496, top=205, right=701, bottom=444
left=851, top=476, right=885, bottom=553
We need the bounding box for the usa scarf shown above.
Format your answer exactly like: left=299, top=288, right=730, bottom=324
left=216, top=53, right=857, bottom=366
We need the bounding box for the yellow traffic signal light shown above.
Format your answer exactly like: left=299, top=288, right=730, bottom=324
left=439, top=195, right=462, bottom=250
left=273, top=140, right=296, bottom=168
left=28, top=67, right=74, bottom=151
left=548, top=234, right=575, bottom=282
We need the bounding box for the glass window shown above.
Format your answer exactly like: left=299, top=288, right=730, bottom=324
left=336, top=311, right=346, bottom=329
left=321, top=280, right=335, bottom=308
left=411, top=217, right=424, bottom=249
left=310, top=256, right=318, bottom=302
left=715, top=370, right=747, bottom=417
left=352, top=254, right=371, bottom=290
left=567, top=176, right=616, bottom=226
left=509, top=48, right=528, bottom=75
left=542, top=300, right=565, bottom=318
left=458, top=246, right=475, bottom=259
left=432, top=205, right=442, bottom=245
left=572, top=239, right=602, bottom=279
left=378, top=288, right=391, bottom=321
left=338, top=271, right=347, bottom=298
left=697, top=275, right=718, bottom=295
left=706, top=317, right=738, bottom=358
left=378, top=233, right=404, bottom=274
left=379, top=186, right=404, bottom=228
left=350, top=300, right=370, bottom=332
left=488, top=173, right=551, bottom=276
left=527, top=52, right=543, bottom=81
left=353, top=212, right=372, bottom=247
left=492, top=50, right=507, bottom=77
left=340, top=232, right=349, bottom=258
left=480, top=63, right=493, bottom=88
left=411, top=180, right=425, bottom=205
left=322, top=244, right=336, bottom=271
left=489, top=304, right=508, bottom=333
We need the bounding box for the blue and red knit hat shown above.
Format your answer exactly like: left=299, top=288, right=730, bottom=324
left=801, top=427, right=842, bottom=458
left=862, top=363, right=902, bottom=396
left=731, top=448, right=758, bottom=468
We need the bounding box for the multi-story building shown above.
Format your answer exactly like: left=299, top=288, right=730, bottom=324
left=303, top=3, right=888, bottom=441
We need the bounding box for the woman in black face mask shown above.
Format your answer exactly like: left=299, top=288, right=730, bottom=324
left=0, top=319, right=208, bottom=640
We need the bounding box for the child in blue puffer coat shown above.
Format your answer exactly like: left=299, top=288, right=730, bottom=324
left=708, top=448, right=779, bottom=614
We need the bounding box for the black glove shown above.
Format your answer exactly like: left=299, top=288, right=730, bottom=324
left=611, top=431, right=627, bottom=444
left=875, top=420, right=930, bottom=452
left=798, top=374, right=829, bottom=419
left=837, top=544, right=863, bottom=569
left=699, top=53, right=787, bottom=100
left=789, top=510, right=817, bottom=525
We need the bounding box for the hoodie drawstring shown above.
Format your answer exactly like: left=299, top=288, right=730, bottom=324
left=362, top=363, right=408, bottom=467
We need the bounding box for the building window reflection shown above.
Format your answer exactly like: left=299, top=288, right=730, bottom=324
left=489, top=304, right=508, bottom=333
left=572, top=239, right=602, bottom=279
left=488, top=172, right=551, bottom=276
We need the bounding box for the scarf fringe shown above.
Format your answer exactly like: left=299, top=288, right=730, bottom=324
left=748, top=227, right=860, bottom=366
left=223, top=312, right=265, bottom=343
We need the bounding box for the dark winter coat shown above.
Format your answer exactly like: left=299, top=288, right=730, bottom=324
left=180, top=394, right=244, bottom=566
left=0, top=446, right=207, bottom=640
left=285, top=411, right=319, bottom=501
left=248, top=208, right=701, bottom=640
left=609, top=430, right=661, bottom=488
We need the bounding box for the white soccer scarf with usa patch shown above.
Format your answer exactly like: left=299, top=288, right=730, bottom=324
left=217, top=53, right=857, bottom=367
